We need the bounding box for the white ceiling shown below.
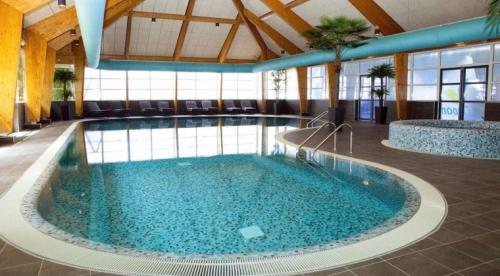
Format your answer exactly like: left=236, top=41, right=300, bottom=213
left=23, top=0, right=75, bottom=27
left=24, top=0, right=490, bottom=60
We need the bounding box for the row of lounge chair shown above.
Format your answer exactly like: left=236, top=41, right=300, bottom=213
left=84, top=100, right=256, bottom=117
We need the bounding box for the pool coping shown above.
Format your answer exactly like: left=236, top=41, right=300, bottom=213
left=0, top=120, right=447, bottom=276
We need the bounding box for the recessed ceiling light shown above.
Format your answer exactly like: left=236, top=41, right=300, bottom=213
left=374, top=25, right=382, bottom=37
left=73, top=40, right=80, bottom=47
left=58, top=0, right=66, bottom=8
left=70, top=29, right=77, bottom=36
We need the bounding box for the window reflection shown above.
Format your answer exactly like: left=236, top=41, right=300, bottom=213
left=83, top=119, right=298, bottom=164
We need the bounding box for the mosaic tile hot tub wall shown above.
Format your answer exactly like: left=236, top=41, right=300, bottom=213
left=388, top=120, right=500, bottom=159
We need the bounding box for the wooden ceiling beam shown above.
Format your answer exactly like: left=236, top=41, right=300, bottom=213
left=244, top=8, right=303, bottom=55
left=232, top=0, right=269, bottom=60
left=124, top=11, right=133, bottom=58
left=348, top=0, right=404, bottom=35
left=259, top=0, right=309, bottom=20
left=47, top=0, right=144, bottom=50
left=260, top=0, right=312, bottom=35
left=2, top=0, right=52, bottom=14
left=27, top=0, right=124, bottom=41
left=217, top=16, right=242, bottom=63
left=173, top=0, right=196, bottom=61
left=132, top=11, right=238, bottom=24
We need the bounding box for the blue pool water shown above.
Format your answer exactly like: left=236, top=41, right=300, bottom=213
left=33, top=117, right=419, bottom=257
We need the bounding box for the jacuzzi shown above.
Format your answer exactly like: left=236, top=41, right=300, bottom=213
left=388, top=120, right=500, bottom=159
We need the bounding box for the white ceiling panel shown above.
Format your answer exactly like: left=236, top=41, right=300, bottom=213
left=293, top=0, right=371, bottom=27
left=182, top=22, right=231, bottom=58
left=102, top=16, right=127, bottom=55
left=374, top=0, right=488, bottom=31
left=129, top=18, right=183, bottom=57
left=242, top=0, right=271, bottom=17
left=258, top=29, right=283, bottom=57
left=135, top=0, right=189, bottom=14
left=23, top=0, right=75, bottom=27
left=263, top=15, right=309, bottom=51
left=227, top=27, right=261, bottom=60
left=193, top=0, right=238, bottom=18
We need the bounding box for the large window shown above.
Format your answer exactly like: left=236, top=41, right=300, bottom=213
left=308, top=66, right=327, bottom=100
left=338, top=57, right=394, bottom=100
left=408, top=51, right=439, bottom=101
left=266, top=69, right=298, bottom=100
left=84, top=68, right=127, bottom=101
left=128, top=71, right=175, bottom=100
left=177, top=72, right=220, bottom=100
left=222, top=73, right=260, bottom=99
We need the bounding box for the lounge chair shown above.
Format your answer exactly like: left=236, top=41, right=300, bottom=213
left=139, top=101, right=157, bottom=115
left=108, top=101, right=130, bottom=117
left=158, top=101, right=174, bottom=115
left=241, top=100, right=256, bottom=113
left=85, top=102, right=110, bottom=117
left=224, top=100, right=241, bottom=114
left=201, top=100, right=217, bottom=114
left=186, top=101, right=202, bottom=114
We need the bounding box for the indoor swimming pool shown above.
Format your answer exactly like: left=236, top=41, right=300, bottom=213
left=1, top=116, right=446, bottom=275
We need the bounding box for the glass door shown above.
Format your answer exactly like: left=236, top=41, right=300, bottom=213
left=439, top=66, right=487, bottom=120
left=358, top=75, right=383, bottom=121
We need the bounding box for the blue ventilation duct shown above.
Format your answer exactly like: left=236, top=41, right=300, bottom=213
left=97, top=16, right=500, bottom=72
left=74, top=0, right=106, bottom=68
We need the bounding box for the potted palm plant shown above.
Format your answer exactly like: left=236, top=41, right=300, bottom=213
left=54, top=69, right=76, bottom=120
left=271, top=69, right=287, bottom=115
left=303, top=16, right=369, bottom=125
left=368, top=63, right=394, bottom=124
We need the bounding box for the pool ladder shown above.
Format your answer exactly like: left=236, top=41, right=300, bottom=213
left=297, top=112, right=353, bottom=155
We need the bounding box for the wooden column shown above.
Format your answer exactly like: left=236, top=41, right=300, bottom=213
left=0, top=1, right=22, bottom=134
left=41, top=47, right=56, bottom=119
left=394, top=53, right=408, bottom=120
left=73, top=39, right=85, bottom=116
left=24, top=30, right=47, bottom=123
left=327, top=63, right=340, bottom=108
left=296, top=66, right=308, bottom=115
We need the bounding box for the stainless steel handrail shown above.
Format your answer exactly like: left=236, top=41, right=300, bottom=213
left=306, top=111, right=328, bottom=128
left=312, top=123, right=353, bottom=154
left=297, top=121, right=336, bottom=151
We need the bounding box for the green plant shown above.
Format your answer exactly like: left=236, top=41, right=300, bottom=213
left=271, top=69, right=287, bottom=100
left=368, top=63, right=395, bottom=108
left=303, top=16, right=370, bottom=107
left=53, top=69, right=77, bottom=102
left=488, top=0, right=500, bottom=31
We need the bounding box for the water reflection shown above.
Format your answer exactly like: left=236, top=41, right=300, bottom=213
left=81, top=117, right=303, bottom=165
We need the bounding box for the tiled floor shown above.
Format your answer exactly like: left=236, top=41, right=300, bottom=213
left=0, top=120, right=499, bottom=276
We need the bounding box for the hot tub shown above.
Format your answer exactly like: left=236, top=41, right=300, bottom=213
left=388, top=120, right=500, bottom=159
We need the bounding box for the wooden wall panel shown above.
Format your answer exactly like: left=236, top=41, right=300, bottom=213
left=73, top=39, right=85, bottom=116
left=0, top=1, right=22, bottom=134
left=296, top=67, right=308, bottom=114
left=24, top=30, right=48, bottom=123
left=394, top=53, right=408, bottom=120
left=41, top=47, right=56, bottom=119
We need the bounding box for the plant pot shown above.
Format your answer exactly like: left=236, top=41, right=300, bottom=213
left=375, top=106, right=388, bottom=124
left=61, top=103, right=70, bottom=121
left=328, top=106, right=345, bottom=126
left=273, top=100, right=283, bottom=115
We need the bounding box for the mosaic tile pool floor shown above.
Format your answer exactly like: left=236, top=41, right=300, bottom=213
left=32, top=118, right=418, bottom=257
